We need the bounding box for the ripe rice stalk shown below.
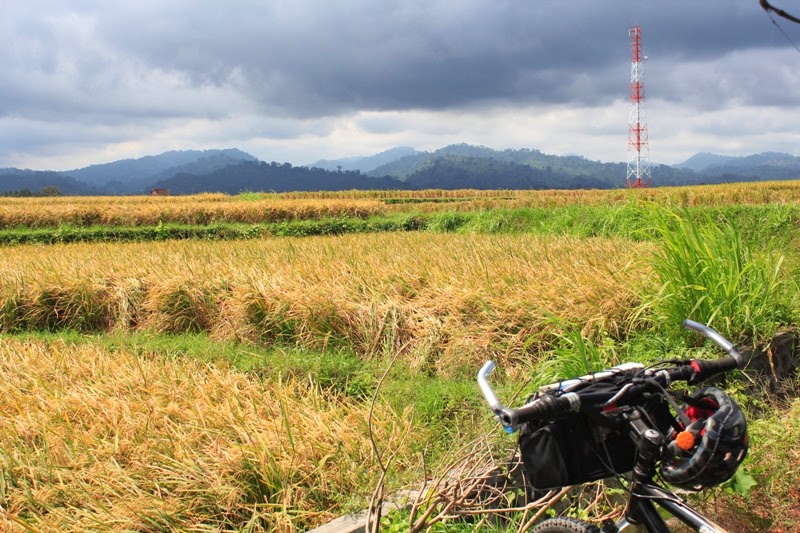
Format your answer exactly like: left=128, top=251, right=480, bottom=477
left=239, top=279, right=301, bottom=345
left=350, top=302, right=408, bottom=358
left=0, top=234, right=647, bottom=370
left=0, top=282, right=25, bottom=332
left=108, top=276, right=149, bottom=330
left=0, top=338, right=419, bottom=531
left=142, top=279, right=226, bottom=334
left=0, top=195, right=385, bottom=229
left=15, top=279, right=115, bottom=332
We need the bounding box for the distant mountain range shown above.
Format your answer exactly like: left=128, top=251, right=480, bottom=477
left=672, top=151, right=800, bottom=180
left=3, top=145, right=800, bottom=196
left=308, top=146, right=420, bottom=173
left=0, top=149, right=257, bottom=195
left=60, top=148, right=257, bottom=194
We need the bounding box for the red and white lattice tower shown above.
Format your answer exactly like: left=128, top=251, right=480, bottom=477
left=627, top=26, right=651, bottom=188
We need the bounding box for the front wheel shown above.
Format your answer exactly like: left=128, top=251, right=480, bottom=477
left=532, top=517, right=600, bottom=533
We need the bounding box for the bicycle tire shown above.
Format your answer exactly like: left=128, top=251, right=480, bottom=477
left=531, top=517, right=600, bottom=533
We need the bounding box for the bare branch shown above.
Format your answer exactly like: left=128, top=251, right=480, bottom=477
left=760, top=0, right=800, bottom=24
left=366, top=342, right=410, bottom=533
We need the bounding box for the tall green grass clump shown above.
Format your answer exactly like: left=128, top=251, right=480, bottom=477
left=528, top=316, right=619, bottom=388
left=646, top=205, right=790, bottom=341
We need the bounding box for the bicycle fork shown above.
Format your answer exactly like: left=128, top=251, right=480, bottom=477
left=610, top=410, right=731, bottom=533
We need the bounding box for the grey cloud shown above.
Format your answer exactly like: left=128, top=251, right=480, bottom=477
left=4, top=0, right=800, bottom=168
left=0, top=116, right=135, bottom=158
left=75, top=0, right=797, bottom=115
left=650, top=46, right=800, bottom=109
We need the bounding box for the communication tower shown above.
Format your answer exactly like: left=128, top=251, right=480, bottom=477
left=627, top=26, right=651, bottom=187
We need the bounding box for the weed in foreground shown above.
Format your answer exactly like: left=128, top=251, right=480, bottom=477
left=645, top=205, right=791, bottom=342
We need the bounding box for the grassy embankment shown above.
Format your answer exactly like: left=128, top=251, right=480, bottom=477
left=0, top=184, right=799, bottom=531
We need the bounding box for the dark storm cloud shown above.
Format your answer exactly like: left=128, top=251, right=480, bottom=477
left=4, top=0, right=800, bottom=169
left=73, top=0, right=797, bottom=116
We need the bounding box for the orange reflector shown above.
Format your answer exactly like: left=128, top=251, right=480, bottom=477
left=675, top=430, right=695, bottom=451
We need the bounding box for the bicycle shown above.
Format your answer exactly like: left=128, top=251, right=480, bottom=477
left=478, top=319, right=750, bottom=533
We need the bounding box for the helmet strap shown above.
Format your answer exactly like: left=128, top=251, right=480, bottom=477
left=644, top=377, right=692, bottom=427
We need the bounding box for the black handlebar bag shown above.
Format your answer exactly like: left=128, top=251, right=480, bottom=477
left=517, top=392, right=674, bottom=491
left=518, top=411, right=635, bottom=490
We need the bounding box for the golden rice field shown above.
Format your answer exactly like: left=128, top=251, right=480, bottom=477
left=0, top=230, right=653, bottom=530
left=0, top=337, right=416, bottom=531
left=0, top=233, right=648, bottom=372
left=280, top=180, right=800, bottom=207
left=0, top=193, right=385, bottom=228
left=2, top=184, right=799, bottom=531
left=3, top=180, right=800, bottom=228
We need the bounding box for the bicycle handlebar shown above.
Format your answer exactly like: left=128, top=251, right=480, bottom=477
left=478, top=361, right=582, bottom=428
left=479, top=320, right=747, bottom=430
left=477, top=361, right=502, bottom=414
left=502, top=392, right=580, bottom=428
left=682, top=319, right=746, bottom=368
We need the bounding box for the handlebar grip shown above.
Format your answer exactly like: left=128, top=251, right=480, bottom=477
left=500, top=392, right=580, bottom=427
left=692, top=356, right=739, bottom=381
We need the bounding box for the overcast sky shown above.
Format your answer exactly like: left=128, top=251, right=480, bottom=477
left=3, top=0, right=800, bottom=171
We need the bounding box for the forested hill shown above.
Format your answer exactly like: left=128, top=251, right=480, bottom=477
left=150, top=158, right=618, bottom=194
left=5, top=144, right=800, bottom=196
left=368, top=144, right=800, bottom=186
left=366, top=144, right=643, bottom=180
left=401, top=156, right=615, bottom=189
left=150, top=161, right=405, bottom=194
left=0, top=170, right=100, bottom=196
left=65, top=149, right=257, bottom=194
left=149, top=157, right=710, bottom=194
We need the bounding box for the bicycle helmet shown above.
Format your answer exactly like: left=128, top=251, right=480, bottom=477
left=660, top=386, right=748, bottom=490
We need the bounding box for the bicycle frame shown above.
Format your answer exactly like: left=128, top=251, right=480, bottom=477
left=610, top=409, right=731, bottom=533
left=612, top=483, right=731, bottom=533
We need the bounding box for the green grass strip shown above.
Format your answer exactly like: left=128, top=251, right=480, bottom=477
left=1, top=203, right=799, bottom=247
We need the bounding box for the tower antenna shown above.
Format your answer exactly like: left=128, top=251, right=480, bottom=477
left=627, top=26, right=651, bottom=188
